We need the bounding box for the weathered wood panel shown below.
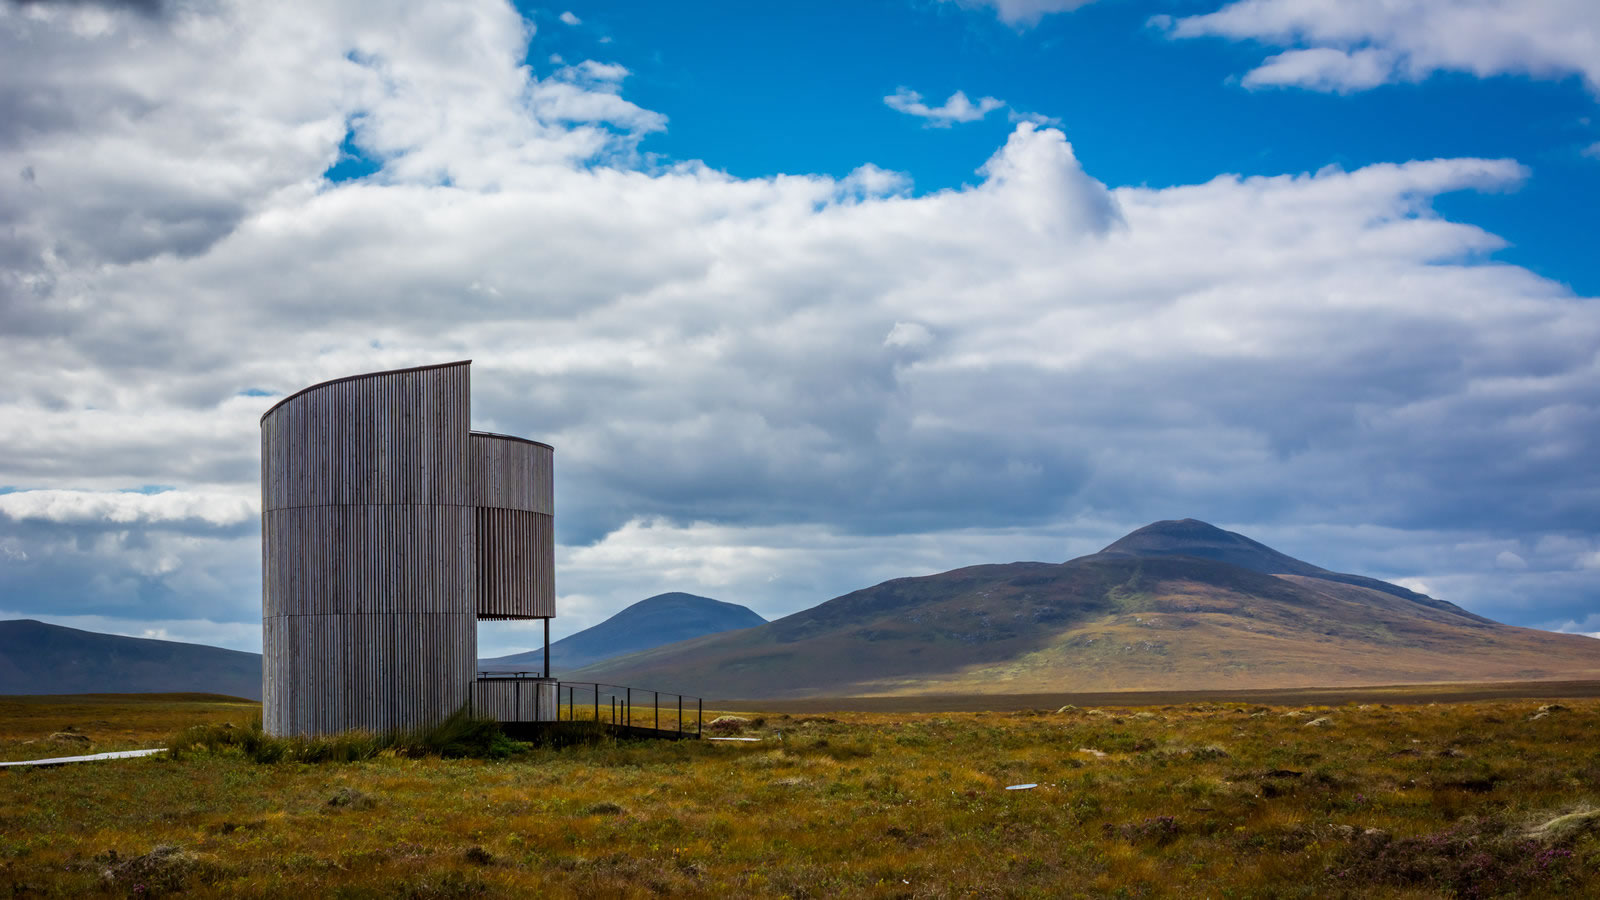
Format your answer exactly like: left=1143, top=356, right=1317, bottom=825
left=470, top=678, right=558, bottom=722
left=262, top=506, right=473, bottom=617
left=473, top=508, right=555, bottom=619
left=260, top=362, right=476, bottom=737
left=471, top=434, right=555, bottom=619
left=264, top=612, right=475, bottom=735
left=260, top=362, right=471, bottom=511
left=469, top=432, right=553, bottom=514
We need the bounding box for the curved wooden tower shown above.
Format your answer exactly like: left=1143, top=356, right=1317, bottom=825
left=260, top=361, right=554, bottom=736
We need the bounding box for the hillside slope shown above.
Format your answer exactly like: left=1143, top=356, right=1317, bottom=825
left=572, top=521, right=1600, bottom=699
left=481, top=592, right=766, bottom=673
left=0, top=620, right=262, bottom=699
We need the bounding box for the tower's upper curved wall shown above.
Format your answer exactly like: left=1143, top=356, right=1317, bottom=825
left=261, top=361, right=472, bottom=511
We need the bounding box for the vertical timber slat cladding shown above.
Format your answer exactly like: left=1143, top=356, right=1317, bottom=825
left=469, top=433, right=555, bottom=619
left=261, top=361, right=476, bottom=737
left=470, top=679, right=557, bottom=722
left=261, top=361, right=555, bottom=736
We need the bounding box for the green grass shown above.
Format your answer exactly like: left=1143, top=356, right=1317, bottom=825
left=2, top=695, right=1598, bottom=896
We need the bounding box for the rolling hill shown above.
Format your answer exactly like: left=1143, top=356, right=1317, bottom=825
left=0, top=619, right=262, bottom=699
left=480, top=592, right=766, bottom=673
left=571, top=519, right=1600, bottom=699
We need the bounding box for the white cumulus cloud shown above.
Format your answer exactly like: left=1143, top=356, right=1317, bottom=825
left=0, top=490, right=256, bottom=527
left=1165, top=0, right=1600, bottom=96
left=1242, top=47, right=1398, bottom=93
left=885, top=88, right=1006, bottom=126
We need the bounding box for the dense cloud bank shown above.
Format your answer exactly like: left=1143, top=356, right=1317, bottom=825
left=1, top=0, right=1596, bottom=653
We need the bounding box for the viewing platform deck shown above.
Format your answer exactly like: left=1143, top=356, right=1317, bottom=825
left=473, top=674, right=702, bottom=740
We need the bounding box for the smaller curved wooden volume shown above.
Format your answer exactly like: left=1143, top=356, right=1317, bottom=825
left=471, top=432, right=555, bottom=620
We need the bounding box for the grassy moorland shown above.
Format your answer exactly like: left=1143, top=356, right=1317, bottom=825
left=2, top=694, right=1599, bottom=897
left=0, top=694, right=256, bottom=763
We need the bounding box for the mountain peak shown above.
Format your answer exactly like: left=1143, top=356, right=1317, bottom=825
left=1097, top=519, right=1321, bottom=575
left=482, top=592, right=766, bottom=673
left=1092, top=518, right=1480, bottom=615
left=1127, top=518, right=1227, bottom=536
left=626, top=592, right=741, bottom=611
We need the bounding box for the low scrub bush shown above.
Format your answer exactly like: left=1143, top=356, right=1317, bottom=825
left=1331, top=816, right=1583, bottom=897
left=1105, top=815, right=1183, bottom=847
left=168, top=709, right=523, bottom=763
left=783, top=735, right=873, bottom=760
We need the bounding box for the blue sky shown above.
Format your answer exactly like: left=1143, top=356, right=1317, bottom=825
left=511, top=0, right=1600, bottom=294
left=1, top=0, right=1598, bottom=656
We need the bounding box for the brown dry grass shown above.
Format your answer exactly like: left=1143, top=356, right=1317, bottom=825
left=2, top=693, right=1599, bottom=897
left=721, top=679, right=1600, bottom=714
left=0, top=694, right=254, bottom=763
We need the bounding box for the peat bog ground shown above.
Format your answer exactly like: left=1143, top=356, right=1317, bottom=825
left=2, top=690, right=1598, bottom=897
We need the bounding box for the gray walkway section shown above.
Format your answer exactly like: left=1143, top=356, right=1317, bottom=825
left=0, top=748, right=167, bottom=768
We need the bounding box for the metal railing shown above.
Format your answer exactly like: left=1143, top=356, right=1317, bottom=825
left=475, top=673, right=702, bottom=738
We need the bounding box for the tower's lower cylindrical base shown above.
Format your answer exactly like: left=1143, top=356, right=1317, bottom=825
left=262, top=612, right=476, bottom=736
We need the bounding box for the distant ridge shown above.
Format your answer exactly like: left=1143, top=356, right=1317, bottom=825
left=0, top=619, right=261, bottom=699
left=571, top=519, right=1600, bottom=699
left=481, top=592, right=766, bottom=673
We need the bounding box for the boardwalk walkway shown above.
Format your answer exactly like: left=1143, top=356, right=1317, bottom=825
left=0, top=748, right=167, bottom=769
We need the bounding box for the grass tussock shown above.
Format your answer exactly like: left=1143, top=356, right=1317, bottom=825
left=1331, top=814, right=1587, bottom=897
left=3, top=693, right=1600, bottom=896
left=166, top=708, right=525, bottom=764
